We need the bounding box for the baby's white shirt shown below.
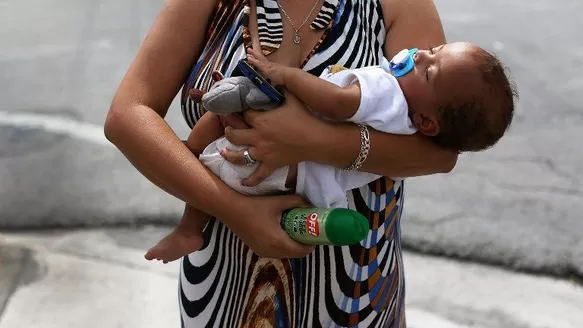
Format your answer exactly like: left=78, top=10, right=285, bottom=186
left=296, top=65, right=417, bottom=209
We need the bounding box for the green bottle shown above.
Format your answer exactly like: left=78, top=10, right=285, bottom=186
left=281, top=207, right=369, bottom=246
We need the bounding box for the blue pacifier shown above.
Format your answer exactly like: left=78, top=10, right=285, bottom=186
left=381, top=48, right=418, bottom=78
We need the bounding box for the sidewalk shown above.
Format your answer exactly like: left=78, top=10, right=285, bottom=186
left=1, top=227, right=582, bottom=328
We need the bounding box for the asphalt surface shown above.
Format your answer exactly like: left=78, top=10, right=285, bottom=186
left=402, top=0, right=583, bottom=278
left=1, top=227, right=582, bottom=328
left=1, top=0, right=582, bottom=281
left=0, top=0, right=189, bottom=227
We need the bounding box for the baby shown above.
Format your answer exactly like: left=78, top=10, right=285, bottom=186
left=145, top=41, right=517, bottom=263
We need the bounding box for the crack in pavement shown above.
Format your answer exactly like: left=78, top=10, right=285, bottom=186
left=403, top=243, right=583, bottom=286
left=497, top=182, right=583, bottom=198
left=1, top=234, right=178, bottom=279
left=0, top=110, right=112, bottom=148
left=0, top=246, right=43, bottom=320
left=490, top=155, right=580, bottom=183
left=402, top=212, right=467, bottom=226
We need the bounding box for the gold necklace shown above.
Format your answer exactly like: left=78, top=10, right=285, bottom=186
left=276, top=0, right=321, bottom=44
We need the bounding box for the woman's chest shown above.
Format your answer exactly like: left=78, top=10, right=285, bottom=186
left=247, top=0, right=387, bottom=74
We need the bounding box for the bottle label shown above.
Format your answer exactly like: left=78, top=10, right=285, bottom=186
left=282, top=208, right=330, bottom=244
left=306, top=212, right=320, bottom=237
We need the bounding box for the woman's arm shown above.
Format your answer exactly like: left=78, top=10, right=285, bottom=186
left=105, top=0, right=314, bottom=259
left=105, top=0, right=237, bottom=219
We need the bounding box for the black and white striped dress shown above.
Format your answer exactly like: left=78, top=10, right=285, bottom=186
left=179, top=0, right=407, bottom=327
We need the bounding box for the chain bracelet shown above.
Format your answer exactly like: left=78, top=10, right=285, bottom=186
left=344, top=123, right=370, bottom=172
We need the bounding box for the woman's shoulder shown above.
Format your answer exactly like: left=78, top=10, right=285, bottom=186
left=377, top=0, right=445, bottom=56
left=378, top=0, right=441, bottom=25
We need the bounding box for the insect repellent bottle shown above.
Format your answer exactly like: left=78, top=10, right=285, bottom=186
left=280, top=207, right=369, bottom=246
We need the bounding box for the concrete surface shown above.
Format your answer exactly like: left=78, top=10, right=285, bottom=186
left=0, top=0, right=188, bottom=228
left=0, top=0, right=582, bottom=282
left=1, top=227, right=582, bottom=328
left=0, top=229, right=180, bottom=328
left=401, top=0, right=583, bottom=278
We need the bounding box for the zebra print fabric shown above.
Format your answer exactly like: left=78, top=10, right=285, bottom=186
left=254, top=0, right=338, bottom=55
left=179, top=0, right=407, bottom=327
left=255, top=0, right=283, bottom=53
left=310, top=0, right=338, bottom=30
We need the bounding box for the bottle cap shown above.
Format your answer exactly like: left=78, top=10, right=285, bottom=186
left=325, top=208, right=369, bottom=245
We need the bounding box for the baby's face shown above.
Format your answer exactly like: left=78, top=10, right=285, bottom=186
left=397, top=42, right=484, bottom=133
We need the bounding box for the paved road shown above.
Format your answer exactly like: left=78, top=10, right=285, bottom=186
left=1, top=228, right=582, bottom=328
left=0, top=0, right=189, bottom=227
left=402, top=0, right=583, bottom=278
left=1, top=0, right=582, bottom=280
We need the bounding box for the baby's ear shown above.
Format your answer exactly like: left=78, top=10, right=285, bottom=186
left=412, top=112, right=440, bottom=136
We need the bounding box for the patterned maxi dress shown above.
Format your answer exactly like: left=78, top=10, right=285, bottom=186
left=179, top=0, right=407, bottom=327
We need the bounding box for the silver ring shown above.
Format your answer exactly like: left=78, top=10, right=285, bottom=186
left=243, top=150, right=257, bottom=166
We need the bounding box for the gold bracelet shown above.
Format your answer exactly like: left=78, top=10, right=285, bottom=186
left=344, top=123, right=370, bottom=171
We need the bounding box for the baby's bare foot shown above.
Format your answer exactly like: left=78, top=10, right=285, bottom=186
left=144, top=228, right=203, bottom=264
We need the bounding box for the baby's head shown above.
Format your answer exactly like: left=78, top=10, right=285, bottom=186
left=397, top=41, right=518, bottom=152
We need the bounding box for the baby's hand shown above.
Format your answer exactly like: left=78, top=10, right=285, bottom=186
left=247, top=48, right=286, bottom=86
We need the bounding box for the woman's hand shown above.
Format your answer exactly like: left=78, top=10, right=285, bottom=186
left=220, top=90, right=327, bottom=186
left=223, top=193, right=315, bottom=259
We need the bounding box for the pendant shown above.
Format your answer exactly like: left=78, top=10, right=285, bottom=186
left=293, top=33, right=301, bottom=44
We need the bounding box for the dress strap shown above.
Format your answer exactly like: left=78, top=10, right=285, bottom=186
left=310, top=0, right=338, bottom=30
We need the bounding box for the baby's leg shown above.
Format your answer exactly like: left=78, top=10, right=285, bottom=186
left=144, top=204, right=212, bottom=263
left=185, top=111, right=225, bottom=155
left=285, top=164, right=298, bottom=190
left=145, top=112, right=224, bottom=263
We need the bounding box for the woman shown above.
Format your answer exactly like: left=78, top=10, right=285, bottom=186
left=105, top=0, right=455, bottom=326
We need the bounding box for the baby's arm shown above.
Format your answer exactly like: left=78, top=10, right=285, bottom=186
left=247, top=49, right=361, bottom=121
